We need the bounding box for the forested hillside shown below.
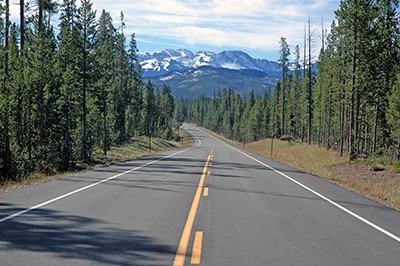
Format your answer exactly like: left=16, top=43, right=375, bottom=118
left=0, top=0, right=175, bottom=183
left=177, top=0, right=400, bottom=162
left=2, top=0, right=400, bottom=184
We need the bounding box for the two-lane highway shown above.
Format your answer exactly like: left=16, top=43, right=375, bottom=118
left=1, top=124, right=399, bottom=265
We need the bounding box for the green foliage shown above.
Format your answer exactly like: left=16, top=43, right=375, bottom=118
left=280, top=135, right=295, bottom=142
left=176, top=0, right=400, bottom=165
left=388, top=73, right=400, bottom=140
left=395, top=161, right=400, bottom=173
left=0, top=1, right=176, bottom=183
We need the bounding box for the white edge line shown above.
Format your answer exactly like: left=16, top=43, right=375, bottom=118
left=0, top=128, right=201, bottom=224
left=199, top=128, right=400, bottom=243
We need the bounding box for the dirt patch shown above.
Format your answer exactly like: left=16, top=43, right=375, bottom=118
left=330, top=162, right=400, bottom=181
left=329, top=162, right=400, bottom=210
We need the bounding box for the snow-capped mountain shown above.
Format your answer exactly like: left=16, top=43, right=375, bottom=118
left=149, top=66, right=278, bottom=99
left=138, top=49, right=281, bottom=78
left=137, top=49, right=290, bottom=98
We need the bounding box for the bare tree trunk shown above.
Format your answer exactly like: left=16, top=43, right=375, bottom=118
left=349, top=18, right=358, bottom=161
left=373, top=102, right=378, bottom=154
left=82, top=26, right=88, bottom=162
left=281, top=65, right=285, bottom=136
left=38, top=0, right=43, bottom=33
left=20, top=0, right=25, bottom=51
left=318, top=85, right=322, bottom=147
left=340, top=76, right=347, bottom=157
left=103, top=90, right=108, bottom=156
left=303, top=23, right=307, bottom=80
left=327, top=84, right=332, bottom=150
left=355, top=88, right=361, bottom=155
left=82, top=61, right=88, bottom=161
left=398, top=139, right=400, bottom=160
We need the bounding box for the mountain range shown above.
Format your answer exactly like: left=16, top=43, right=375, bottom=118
left=138, top=49, right=282, bottom=98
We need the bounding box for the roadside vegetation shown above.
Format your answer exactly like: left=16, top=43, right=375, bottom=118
left=175, top=1, right=400, bottom=169
left=246, top=138, right=400, bottom=211
left=205, top=128, right=400, bottom=211
left=0, top=129, right=192, bottom=191
left=175, top=1, right=400, bottom=210
left=0, top=1, right=183, bottom=185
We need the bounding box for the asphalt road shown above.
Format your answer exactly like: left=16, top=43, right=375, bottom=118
left=0, top=124, right=399, bottom=265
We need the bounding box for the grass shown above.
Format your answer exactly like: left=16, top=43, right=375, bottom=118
left=202, top=128, right=400, bottom=211
left=246, top=138, right=346, bottom=180
left=92, top=136, right=178, bottom=165
left=246, top=139, right=400, bottom=210
left=1, top=131, right=193, bottom=191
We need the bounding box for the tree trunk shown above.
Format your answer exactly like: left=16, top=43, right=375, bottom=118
left=303, top=23, right=307, bottom=80
left=82, top=65, right=88, bottom=161
left=318, top=85, right=322, bottom=147
left=373, top=102, right=379, bottom=154
left=281, top=65, right=285, bottom=136
left=398, top=139, right=400, bottom=160
left=82, top=30, right=88, bottom=162
left=38, top=0, right=43, bottom=33
left=307, top=17, right=312, bottom=145
left=349, top=19, right=358, bottom=161
left=2, top=0, right=11, bottom=179
left=20, top=0, right=25, bottom=51
left=103, top=90, right=107, bottom=156
left=355, top=88, right=361, bottom=155
left=327, top=85, right=332, bottom=150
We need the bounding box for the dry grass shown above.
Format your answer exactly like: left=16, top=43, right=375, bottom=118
left=245, top=139, right=400, bottom=211
left=202, top=127, right=400, bottom=211
left=246, top=139, right=346, bottom=180
left=93, top=136, right=179, bottom=164
left=1, top=134, right=191, bottom=192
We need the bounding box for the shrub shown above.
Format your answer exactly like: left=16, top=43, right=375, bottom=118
left=370, top=163, right=385, bottom=172
left=395, top=161, right=400, bottom=173
left=174, top=133, right=181, bottom=142
left=280, top=135, right=295, bottom=142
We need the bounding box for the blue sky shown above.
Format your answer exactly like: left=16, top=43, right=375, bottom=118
left=10, top=0, right=339, bottom=61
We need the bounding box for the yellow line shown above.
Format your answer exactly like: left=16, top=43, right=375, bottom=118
left=207, top=171, right=211, bottom=176
left=173, top=155, right=211, bottom=266
left=203, top=187, right=209, bottom=197
left=191, top=231, right=204, bottom=264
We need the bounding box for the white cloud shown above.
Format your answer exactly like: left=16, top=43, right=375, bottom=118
left=8, top=0, right=338, bottom=59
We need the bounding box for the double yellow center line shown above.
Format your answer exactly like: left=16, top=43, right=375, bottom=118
left=173, top=154, right=212, bottom=266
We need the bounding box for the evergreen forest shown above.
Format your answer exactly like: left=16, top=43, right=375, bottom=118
left=2, top=0, right=400, bottom=185
left=176, top=0, right=400, bottom=162
left=0, top=0, right=176, bottom=183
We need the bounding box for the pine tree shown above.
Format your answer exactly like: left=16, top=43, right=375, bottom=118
left=269, top=81, right=282, bottom=137
left=388, top=73, right=400, bottom=158
left=113, top=13, right=130, bottom=143
left=306, top=16, right=314, bottom=145
left=142, top=80, right=156, bottom=151
left=57, top=0, right=80, bottom=168
left=20, top=0, right=25, bottom=51
left=77, top=0, right=96, bottom=161
left=94, top=10, right=115, bottom=155
left=278, top=37, right=290, bottom=136
left=126, top=33, right=143, bottom=136
left=1, top=0, right=11, bottom=179
left=369, top=0, right=399, bottom=154
left=158, top=85, right=175, bottom=139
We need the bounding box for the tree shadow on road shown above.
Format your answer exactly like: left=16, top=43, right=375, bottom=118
left=0, top=206, right=175, bottom=265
